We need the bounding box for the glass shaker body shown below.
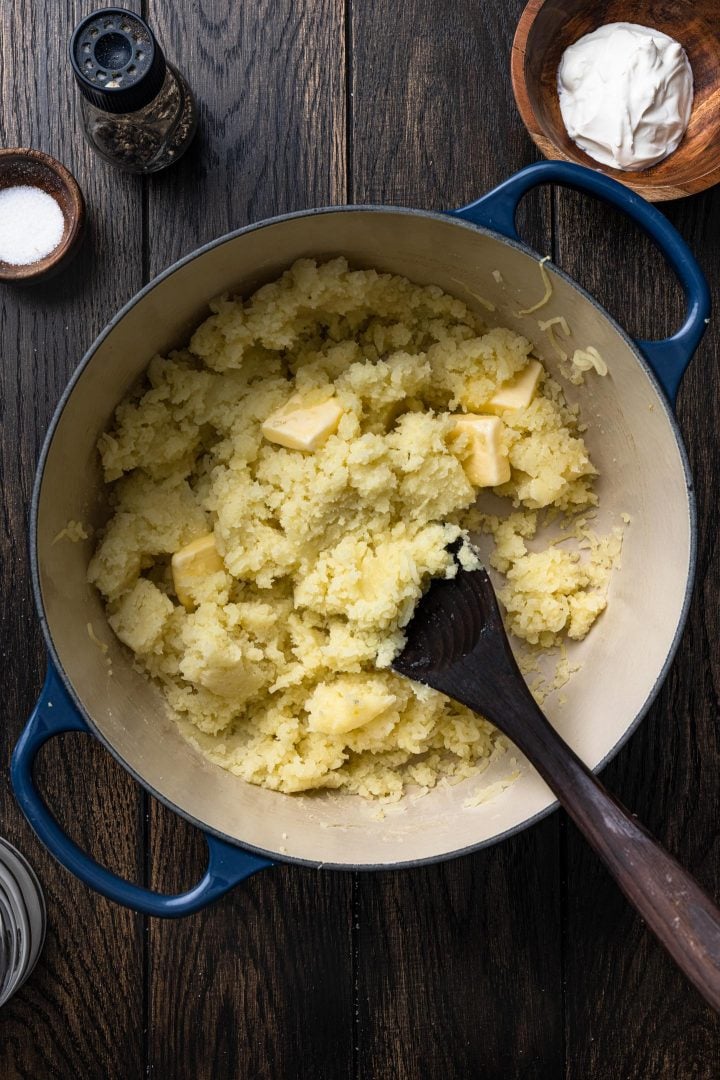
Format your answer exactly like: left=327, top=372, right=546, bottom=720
left=79, top=63, right=197, bottom=174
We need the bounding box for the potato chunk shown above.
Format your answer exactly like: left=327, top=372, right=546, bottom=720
left=305, top=676, right=397, bottom=735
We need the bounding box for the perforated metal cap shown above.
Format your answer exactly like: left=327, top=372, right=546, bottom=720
left=70, top=7, right=166, bottom=114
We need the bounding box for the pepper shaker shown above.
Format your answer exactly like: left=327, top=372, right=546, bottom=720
left=69, top=7, right=197, bottom=174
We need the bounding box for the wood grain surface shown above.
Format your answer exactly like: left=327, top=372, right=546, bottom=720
left=0, top=0, right=718, bottom=1077
left=555, top=187, right=720, bottom=1075
left=0, top=2, right=145, bottom=1077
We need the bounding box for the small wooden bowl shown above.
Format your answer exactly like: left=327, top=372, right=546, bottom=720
left=0, top=149, right=85, bottom=283
left=512, top=0, right=720, bottom=201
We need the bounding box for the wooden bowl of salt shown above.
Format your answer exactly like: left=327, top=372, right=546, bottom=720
left=0, top=149, right=85, bottom=283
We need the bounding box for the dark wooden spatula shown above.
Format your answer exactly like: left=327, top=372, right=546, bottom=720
left=393, top=560, right=720, bottom=1013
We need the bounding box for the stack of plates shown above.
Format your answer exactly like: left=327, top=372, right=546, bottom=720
left=0, top=837, right=45, bottom=1006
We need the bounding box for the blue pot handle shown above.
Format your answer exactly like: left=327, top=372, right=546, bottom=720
left=449, top=161, right=711, bottom=403
left=11, top=665, right=272, bottom=917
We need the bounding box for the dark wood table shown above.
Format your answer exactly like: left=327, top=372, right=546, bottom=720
left=1, top=2, right=719, bottom=1076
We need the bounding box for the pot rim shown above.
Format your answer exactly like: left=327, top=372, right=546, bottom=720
left=29, top=203, right=698, bottom=871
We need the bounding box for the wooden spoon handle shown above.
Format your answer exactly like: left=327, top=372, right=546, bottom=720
left=394, top=563, right=720, bottom=1009
left=508, top=703, right=720, bottom=1013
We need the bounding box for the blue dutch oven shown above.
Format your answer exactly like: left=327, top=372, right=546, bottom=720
left=11, top=162, right=710, bottom=916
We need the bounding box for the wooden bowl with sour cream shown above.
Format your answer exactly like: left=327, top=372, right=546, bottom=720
left=511, top=0, right=720, bottom=201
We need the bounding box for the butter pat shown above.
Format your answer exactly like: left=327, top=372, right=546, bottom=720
left=172, top=533, right=224, bottom=609
left=262, top=395, right=343, bottom=451
left=486, top=359, right=542, bottom=414
left=306, top=676, right=397, bottom=735
left=450, top=415, right=511, bottom=487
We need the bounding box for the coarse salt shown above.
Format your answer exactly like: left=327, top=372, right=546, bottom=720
left=0, top=185, right=65, bottom=266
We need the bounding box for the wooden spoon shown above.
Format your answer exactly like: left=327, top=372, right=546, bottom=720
left=393, top=560, right=720, bottom=1012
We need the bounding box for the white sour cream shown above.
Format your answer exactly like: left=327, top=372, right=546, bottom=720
left=557, top=22, right=693, bottom=172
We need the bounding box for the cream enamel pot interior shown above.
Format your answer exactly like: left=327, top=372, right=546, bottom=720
left=11, top=162, right=710, bottom=917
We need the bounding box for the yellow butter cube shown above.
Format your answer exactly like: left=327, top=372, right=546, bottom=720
left=261, top=395, right=344, bottom=451
left=486, top=359, right=543, bottom=414
left=306, top=676, right=397, bottom=736
left=171, top=533, right=224, bottom=609
left=450, top=415, right=511, bottom=487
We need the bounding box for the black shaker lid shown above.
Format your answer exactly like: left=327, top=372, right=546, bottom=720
left=70, top=8, right=166, bottom=114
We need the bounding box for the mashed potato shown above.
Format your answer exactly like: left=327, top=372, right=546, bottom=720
left=88, top=258, right=617, bottom=799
